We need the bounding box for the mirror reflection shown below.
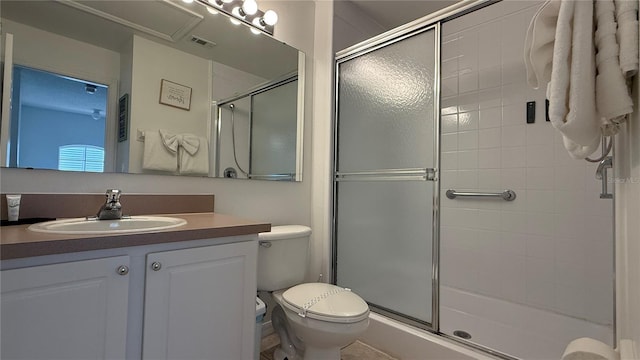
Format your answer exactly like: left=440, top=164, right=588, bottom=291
left=0, top=0, right=304, bottom=181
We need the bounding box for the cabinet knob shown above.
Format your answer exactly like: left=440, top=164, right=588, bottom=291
left=117, top=265, right=129, bottom=276
left=151, top=262, right=162, bottom=271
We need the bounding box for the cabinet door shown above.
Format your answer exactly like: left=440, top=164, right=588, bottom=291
left=142, top=240, right=258, bottom=360
left=1, top=255, right=130, bottom=360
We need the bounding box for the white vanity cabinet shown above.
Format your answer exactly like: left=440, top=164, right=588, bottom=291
left=142, top=241, right=258, bottom=360
left=0, top=255, right=131, bottom=360
left=0, top=236, right=259, bottom=360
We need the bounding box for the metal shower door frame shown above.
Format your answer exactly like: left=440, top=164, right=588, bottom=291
left=331, top=0, right=498, bottom=336
left=332, top=22, right=441, bottom=331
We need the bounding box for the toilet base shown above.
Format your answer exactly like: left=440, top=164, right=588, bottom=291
left=273, top=346, right=299, bottom=360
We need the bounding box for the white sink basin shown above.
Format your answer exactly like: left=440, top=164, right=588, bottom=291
left=28, top=216, right=187, bottom=235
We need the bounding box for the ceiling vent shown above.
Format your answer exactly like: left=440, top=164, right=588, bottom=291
left=190, top=35, right=217, bottom=48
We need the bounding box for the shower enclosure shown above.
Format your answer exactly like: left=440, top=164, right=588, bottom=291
left=333, top=1, right=615, bottom=359
left=215, top=74, right=300, bottom=180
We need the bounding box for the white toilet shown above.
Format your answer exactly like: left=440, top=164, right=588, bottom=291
left=257, top=225, right=370, bottom=360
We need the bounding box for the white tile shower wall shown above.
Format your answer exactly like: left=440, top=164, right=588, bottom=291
left=440, top=0, right=614, bottom=332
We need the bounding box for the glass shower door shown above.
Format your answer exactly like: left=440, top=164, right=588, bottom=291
left=334, top=26, right=438, bottom=326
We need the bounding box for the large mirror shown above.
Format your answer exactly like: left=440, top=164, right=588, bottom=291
left=0, top=0, right=304, bottom=181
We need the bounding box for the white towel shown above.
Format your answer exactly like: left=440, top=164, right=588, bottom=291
left=159, top=131, right=209, bottom=175
left=615, top=0, right=639, bottom=78
left=524, top=0, right=560, bottom=89
left=142, top=130, right=178, bottom=172
left=595, top=0, right=634, bottom=136
left=548, top=0, right=602, bottom=159
left=179, top=135, right=209, bottom=176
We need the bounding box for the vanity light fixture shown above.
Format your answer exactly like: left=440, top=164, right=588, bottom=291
left=261, top=9, right=278, bottom=26
left=239, top=0, right=257, bottom=16
left=193, top=0, right=277, bottom=35
left=229, top=9, right=242, bottom=25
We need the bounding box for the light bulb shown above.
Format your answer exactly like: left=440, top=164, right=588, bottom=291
left=182, top=0, right=194, bottom=3
left=221, top=0, right=233, bottom=3
left=230, top=8, right=242, bottom=24
left=262, top=10, right=278, bottom=26
left=91, top=109, right=101, bottom=120
left=206, top=6, right=219, bottom=14
left=241, top=0, right=257, bottom=15
left=208, top=0, right=223, bottom=7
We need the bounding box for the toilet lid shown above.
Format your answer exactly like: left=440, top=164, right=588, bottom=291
left=258, top=225, right=312, bottom=240
left=281, top=283, right=369, bottom=323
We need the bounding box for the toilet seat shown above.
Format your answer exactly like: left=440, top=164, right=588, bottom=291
left=281, top=283, right=369, bottom=324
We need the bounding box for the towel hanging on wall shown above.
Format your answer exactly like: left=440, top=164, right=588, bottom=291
left=615, top=0, right=639, bottom=78
left=160, top=131, right=209, bottom=175
left=142, top=129, right=178, bottom=172
left=524, top=0, right=638, bottom=159
left=595, top=0, right=634, bottom=136
left=179, top=136, right=209, bottom=175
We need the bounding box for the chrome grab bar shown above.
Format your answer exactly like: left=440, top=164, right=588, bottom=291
left=446, top=189, right=516, bottom=201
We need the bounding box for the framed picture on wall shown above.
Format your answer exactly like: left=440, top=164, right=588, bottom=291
left=118, top=94, right=129, bottom=142
left=159, top=79, right=192, bottom=110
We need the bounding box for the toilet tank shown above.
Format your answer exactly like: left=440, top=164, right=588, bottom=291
left=257, top=225, right=311, bottom=291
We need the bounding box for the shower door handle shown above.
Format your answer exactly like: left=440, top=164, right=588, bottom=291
left=335, top=168, right=436, bottom=181
left=426, top=168, right=436, bottom=181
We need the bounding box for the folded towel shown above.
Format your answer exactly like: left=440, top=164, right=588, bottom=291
left=615, top=0, right=639, bottom=77
left=142, top=130, right=178, bottom=172
left=595, top=0, right=634, bottom=135
left=524, top=0, right=560, bottom=89
left=547, top=0, right=602, bottom=159
left=179, top=136, right=209, bottom=175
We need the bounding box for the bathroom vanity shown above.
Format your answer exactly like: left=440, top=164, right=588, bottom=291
left=0, top=212, right=270, bottom=360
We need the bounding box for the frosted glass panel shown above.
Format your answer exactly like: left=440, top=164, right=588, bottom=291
left=337, top=29, right=435, bottom=172
left=251, top=80, right=298, bottom=176
left=336, top=180, right=433, bottom=323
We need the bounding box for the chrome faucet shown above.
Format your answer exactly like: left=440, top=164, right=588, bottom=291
left=96, top=189, right=123, bottom=220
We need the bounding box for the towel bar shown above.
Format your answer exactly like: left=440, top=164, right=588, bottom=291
left=445, top=189, right=516, bottom=201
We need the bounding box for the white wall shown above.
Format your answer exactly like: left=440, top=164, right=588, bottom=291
left=309, top=0, right=334, bottom=281
left=1, top=1, right=317, bottom=231
left=116, top=38, right=133, bottom=173
left=128, top=35, right=212, bottom=174
left=437, top=1, right=615, bottom=358
left=333, top=0, right=385, bottom=52
left=440, top=0, right=614, bottom=327
left=212, top=62, right=267, bottom=101
left=2, top=20, right=120, bottom=87
left=616, top=63, right=640, bottom=351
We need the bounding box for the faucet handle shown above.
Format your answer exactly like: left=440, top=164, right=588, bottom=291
left=105, top=189, right=122, bottom=202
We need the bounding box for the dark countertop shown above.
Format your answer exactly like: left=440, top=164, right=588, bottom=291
left=0, top=212, right=271, bottom=260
